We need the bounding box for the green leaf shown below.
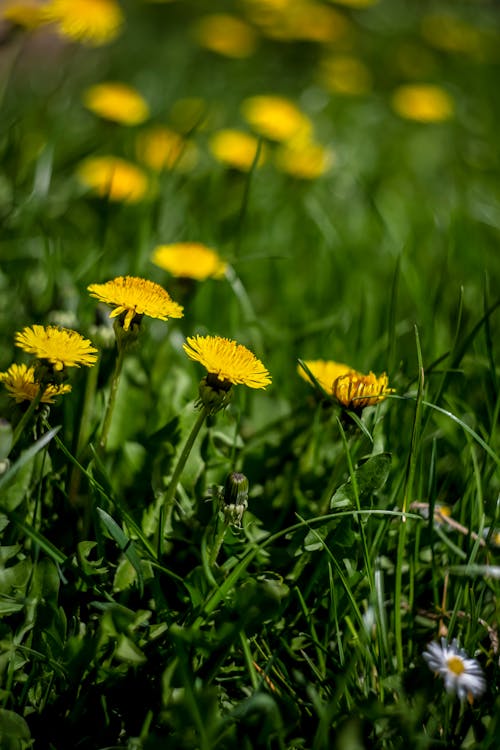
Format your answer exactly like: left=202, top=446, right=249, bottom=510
left=0, top=708, right=31, bottom=749
left=96, top=507, right=144, bottom=594
left=330, top=452, right=392, bottom=509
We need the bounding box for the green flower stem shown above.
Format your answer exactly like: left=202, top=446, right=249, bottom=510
left=99, top=345, right=126, bottom=453
left=160, top=406, right=209, bottom=548
left=209, top=515, right=230, bottom=567
left=11, top=386, right=45, bottom=451
left=68, top=354, right=101, bottom=507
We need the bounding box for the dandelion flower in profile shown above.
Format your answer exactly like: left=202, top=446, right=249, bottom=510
left=193, top=13, right=258, bottom=58
left=332, top=368, right=394, bottom=410
left=77, top=156, right=150, bottom=203
left=83, top=82, right=149, bottom=125
left=88, top=276, right=183, bottom=332
left=391, top=84, right=454, bottom=123
left=241, top=95, right=312, bottom=142
left=0, top=363, right=72, bottom=404
left=152, top=243, right=228, bottom=281
left=209, top=129, right=266, bottom=172
left=136, top=126, right=197, bottom=172
left=298, top=359, right=352, bottom=392
left=40, top=0, right=124, bottom=46
left=183, top=335, right=271, bottom=390
left=15, top=326, right=98, bottom=372
left=423, top=638, right=486, bottom=703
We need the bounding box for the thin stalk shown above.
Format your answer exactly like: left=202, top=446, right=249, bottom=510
left=68, top=354, right=101, bottom=507
left=99, top=345, right=126, bottom=452
left=160, top=406, right=209, bottom=548
left=11, top=387, right=45, bottom=450
left=209, top=514, right=229, bottom=567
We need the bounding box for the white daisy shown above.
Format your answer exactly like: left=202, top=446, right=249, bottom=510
left=423, top=638, right=486, bottom=702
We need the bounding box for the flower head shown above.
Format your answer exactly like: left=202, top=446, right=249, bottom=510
left=136, top=126, right=197, bottom=172
left=193, top=13, right=258, bottom=58
left=2, top=1, right=44, bottom=29
left=40, top=0, right=124, bottom=46
left=183, top=335, right=271, bottom=389
left=391, top=84, right=454, bottom=123
left=274, top=138, right=334, bottom=180
left=77, top=156, right=150, bottom=203
left=0, top=363, right=72, bottom=404
left=88, top=276, right=183, bottom=332
left=209, top=129, right=266, bottom=172
left=15, top=326, right=98, bottom=372
left=152, top=243, right=227, bottom=281
left=83, top=82, right=149, bottom=125
left=299, top=359, right=394, bottom=409
left=241, top=95, right=312, bottom=142
left=423, top=638, right=486, bottom=702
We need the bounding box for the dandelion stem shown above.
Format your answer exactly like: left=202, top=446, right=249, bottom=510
left=11, top=387, right=45, bottom=450
left=209, top=514, right=229, bottom=567
left=99, top=345, right=126, bottom=453
left=160, top=406, right=209, bottom=547
left=68, top=354, right=101, bottom=507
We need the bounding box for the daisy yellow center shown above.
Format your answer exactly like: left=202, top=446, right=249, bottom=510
left=447, top=656, right=465, bottom=676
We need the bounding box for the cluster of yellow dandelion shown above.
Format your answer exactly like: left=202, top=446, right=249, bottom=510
left=0, top=364, right=72, bottom=404
left=299, top=359, right=394, bottom=410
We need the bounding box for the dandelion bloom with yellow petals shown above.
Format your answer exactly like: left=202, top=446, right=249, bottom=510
left=391, top=84, right=454, bottom=123
left=333, top=369, right=394, bottom=410
left=241, top=95, right=312, bottom=142
left=2, top=1, right=44, bottom=30
left=40, top=0, right=124, bottom=46
left=0, top=363, right=72, bottom=404
left=83, top=82, right=149, bottom=125
left=183, top=335, right=271, bottom=389
left=88, top=276, right=183, bottom=332
left=77, top=156, right=150, bottom=203
left=193, top=14, right=258, bottom=58
left=15, top=326, right=98, bottom=371
left=152, top=243, right=227, bottom=281
left=136, top=126, right=197, bottom=172
left=209, top=129, right=266, bottom=171
left=275, top=139, right=334, bottom=180
left=299, top=359, right=352, bottom=392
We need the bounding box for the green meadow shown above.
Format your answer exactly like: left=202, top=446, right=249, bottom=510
left=0, top=1, right=499, bottom=748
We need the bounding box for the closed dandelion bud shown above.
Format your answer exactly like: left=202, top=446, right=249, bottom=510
left=0, top=419, right=13, bottom=460
left=197, top=375, right=233, bottom=415
left=223, top=471, right=249, bottom=526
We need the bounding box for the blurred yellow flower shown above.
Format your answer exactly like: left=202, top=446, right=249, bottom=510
left=329, top=0, right=378, bottom=7
left=184, top=335, right=271, bottom=389
left=243, top=0, right=350, bottom=43
left=2, top=1, right=44, bottom=29
left=0, top=363, right=72, bottom=403
left=83, top=82, right=149, bottom=125
left=136, top=126, right=197, bottom=172
left=319, top=55, right=372, bottom=96
left=241, top=95, right=312, bottom=142
left=275, top=139, right=334, bottom=180
left=299, top=359, right=352, bottom=392
left=300, top=359, right=394, bottom=409
left=209, top=129, right=266, bottom=171
left=421, top=14, right=484, bottom=56
left=15, top=326, right=98, bottom=371
left=40, top=0, right=124, bottom=46
left=391, top=84, right=454, bottom=123
left=77, top=156, right=150, bottom=203
left=152, top=243, right=227, bottom=281
left=193, top=13, right=258, bottom=58
left=88, top=276, right=183, bottom=332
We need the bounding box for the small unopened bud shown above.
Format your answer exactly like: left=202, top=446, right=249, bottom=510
left=0, top=419, right=13, bottom=461
left=222, top=472, right=249, bottom=526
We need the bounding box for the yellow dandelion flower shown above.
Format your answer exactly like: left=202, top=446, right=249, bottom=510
left=268, top=2, right=349, bottom=43
left=274, top=138, right=334, bottom=180
left=193, top=13, right=258, bottom=59
left=391, top=84, right=454, bottom=123
left=88, top=276, right=183, bottom=332
left=183, top=335, right=271, bottom=389
left=152, top=243, right=228, bottom=281
left=421, top=14, right=484, bottom=56
left=40, top=0, right=124, bottom=46
left=299, top=359, right=352, bottom=392
left=209, top=129, right=266, bottom=171
left=15, top=326, right=98, bottom=371
left=77, top=156, right=150, bottom=203
left=330, top=0, right=378, bottom=8
left=319, top=55, right=372, bottom=96
left=0, top=363, right=72, bottom=404
left=2, top=1, right=44, bottom=29
left=241, top=95, right=312, bottom=142
left=136, top=126, right=198, bottom=172
left=333, top=369, right=394, bottom=410
left=83, top=82, right=149, bottom=126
